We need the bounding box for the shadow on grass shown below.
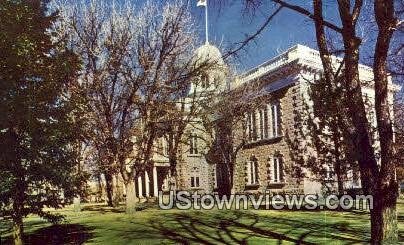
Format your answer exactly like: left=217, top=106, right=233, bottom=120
left=81, top=202, right=153, bottom=213
left=81, top=204, right=124, bottom=214
left=2, top=224, right=94, bottom=245
left=398, top=213, right=404, bottom=223
left=399, top=211, right=404, bottom=242
left=146, top=210, right=370, bottom=244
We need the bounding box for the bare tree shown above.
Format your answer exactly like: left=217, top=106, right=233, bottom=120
left=229, top=0, right=401, bottom=242
left=162, top=59, right=228, bottom=192
left=55, top=0, right=141, bottom=207
left=118, top=1, right=224, bottom=213
left=56, top=0, right=219, bottom=213
left=206, top=75, right=275, bottom=196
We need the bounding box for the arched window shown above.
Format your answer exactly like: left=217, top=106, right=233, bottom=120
left=189, top=132, right=198, bottom=155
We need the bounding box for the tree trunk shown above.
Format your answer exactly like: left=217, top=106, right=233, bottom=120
left=125, top=178, right=137, bottom=214
left=372, top=1, right=399, bottom=243
left=273, top=0, right=399, bottom=243
left=217, top=155, right=232, bottom=197
left=12, top=214, right=23, bottom=245
left=73, top=196, right=81, bottom=212
left=215, top=118, right=235, bottom=197
left=12, top=156, right=25, bottom=245
left=371, top=189, right=398, bottom=243
left=336, top=173, right=344, bottom=195
left=97, top=174, right=104, bottom=202
left=104, top=171, right=115, bottom=207
left=112, top=174, right=122, bottom=206
left=334, top=154, right=344, bottom=195
left=332, top=128, right=344, bottom=195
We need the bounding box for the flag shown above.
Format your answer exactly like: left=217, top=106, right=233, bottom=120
left=197, top=0, right=207, bottom=7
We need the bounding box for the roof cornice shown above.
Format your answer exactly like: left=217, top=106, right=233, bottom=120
left=233, top=44, right=401, bottom=92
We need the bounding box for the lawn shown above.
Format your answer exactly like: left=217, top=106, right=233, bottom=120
left=1, top=199, right=403, bottom=244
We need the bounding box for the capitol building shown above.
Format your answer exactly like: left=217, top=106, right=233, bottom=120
left=118, top=42, right=400, bottom=199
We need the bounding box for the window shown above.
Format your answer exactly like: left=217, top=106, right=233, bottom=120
left=257, top=106, right=270, bottom=140
left=258, top=109, right=264, bottom=140
left=325, top=165, right=333, bottom=180
left=189, top=133, right=198, bottom=155
left=271, top=101, right=281, bottom=137
left=162, top=170, right=171, bottom=191
left=246, top=112, right=255, bottom=141
left=163, top=138, right=169, bottom=156
left=213, top=165, right=218, bottom=188
left=247, top=159, right=259, bottom=185
left=245, top=114, right=250, bottom=140
left=201, top=74, right=209, bottom=88
left=347, top=169, right=361, bottom=188
left=190, top=166, right=200, bottom=188
left=247, top=113, right=252, bottom=141
left=245, top=102, right=280, bottom=142
left=190, top=176, right=200, bottom=187
left=246, top=112, right=258, bottom=141
left=272, top=157, right=283, bottom=183
left=159, top=137, right=168, bottom=156
left=252, top=112, right=257, bottom=140
left=263, top=106, right=269, bottom=138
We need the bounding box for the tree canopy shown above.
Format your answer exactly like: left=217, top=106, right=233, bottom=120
left=0, top=0, right=85, bottom=244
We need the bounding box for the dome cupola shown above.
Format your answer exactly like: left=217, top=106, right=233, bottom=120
left=191, top=43, right=228, bottom=93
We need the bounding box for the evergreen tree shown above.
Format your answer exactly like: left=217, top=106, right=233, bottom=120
left=0, top=1, right=83, bottom=244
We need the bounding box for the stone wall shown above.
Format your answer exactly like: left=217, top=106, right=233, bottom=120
left=233, top=79, right=308, bottom=194
left=176, top=120, right=215, bottom=193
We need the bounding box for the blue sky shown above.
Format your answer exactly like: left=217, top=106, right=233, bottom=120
left=188, top=0, right=401, bottom=79
left=189, top=1, right=341, bottom=72
left=130, top=0, right=401, bottom=81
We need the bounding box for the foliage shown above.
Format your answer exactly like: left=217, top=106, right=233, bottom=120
left=0, top=0, right=85, bottom=236
left=288, top=74, right=359, bottom=194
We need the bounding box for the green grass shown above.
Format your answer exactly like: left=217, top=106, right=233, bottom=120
left=1, top=199, right=403, bottom=244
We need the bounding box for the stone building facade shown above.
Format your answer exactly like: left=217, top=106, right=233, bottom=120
left=129, top=44, right=400, bottom=198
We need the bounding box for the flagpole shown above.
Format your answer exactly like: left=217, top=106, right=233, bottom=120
left=205, top=0, right=209, bottom=44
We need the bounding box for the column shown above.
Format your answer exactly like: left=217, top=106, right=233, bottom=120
left=145, top=171, right=150, bottom=197
left=138, top=175, right=143, bottom=198
left=153, top=166, right=158, bottom=197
